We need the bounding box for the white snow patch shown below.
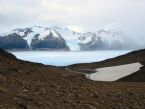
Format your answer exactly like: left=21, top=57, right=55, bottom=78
left=79, top=35, right=92, bottom=44
left=86, top=63, right=143, bottom=81
left=39, top=29, right=50, bottom=40
left=79, top=29, right=126, bottom=45
left=54, top=27, right=81, bottom=51
left=97, top=32, right=124, bottom=44
left=50, top=29, right=59, bottom=38
left=23, top=32, right=35, bottom=46
left=13, top=30, right=25, bottom=36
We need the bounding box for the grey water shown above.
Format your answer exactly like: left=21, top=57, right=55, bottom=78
left=10, top=50, right=131, bottom=66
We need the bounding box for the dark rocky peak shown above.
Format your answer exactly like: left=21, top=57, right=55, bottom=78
left=24, top=28, right=33, bottom=36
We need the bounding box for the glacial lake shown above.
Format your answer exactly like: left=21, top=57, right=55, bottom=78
left=10, top=50, right=131, bottom=66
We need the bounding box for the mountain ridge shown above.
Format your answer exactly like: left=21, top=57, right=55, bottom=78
left=0, top=26, right=140, bottom=51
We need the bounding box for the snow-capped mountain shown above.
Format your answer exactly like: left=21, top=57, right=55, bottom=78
left=0, top=26, right=139, bottom=51
left=0, top=26, right=81, bottom=50
left=51, top=26, right=81, bottom=50
left=78, top=29, right=139, bottom=50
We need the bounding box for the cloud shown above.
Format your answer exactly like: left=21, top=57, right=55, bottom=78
left=0, top=0, right=145, bottom=45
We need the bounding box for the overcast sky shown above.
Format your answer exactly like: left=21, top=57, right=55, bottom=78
left=0, top=0, right=145, bottom=45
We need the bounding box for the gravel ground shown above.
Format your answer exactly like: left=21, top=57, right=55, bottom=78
left=0, top=49, right=145, bottom=109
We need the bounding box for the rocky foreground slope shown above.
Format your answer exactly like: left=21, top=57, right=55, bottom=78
left=0, top=49, right=145, bottom=108
left=68, top=49, right=145, bottom=82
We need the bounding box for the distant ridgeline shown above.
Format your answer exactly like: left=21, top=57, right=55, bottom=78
left=0, top=26, right=140, bottom=51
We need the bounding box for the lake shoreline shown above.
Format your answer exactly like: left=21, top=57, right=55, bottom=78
left=10, top=50, right=131, bottom=66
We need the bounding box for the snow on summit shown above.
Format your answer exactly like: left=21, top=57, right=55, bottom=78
left=0, top=26, right=139, bottom=50
left=0, top=26, right=81, bottom=50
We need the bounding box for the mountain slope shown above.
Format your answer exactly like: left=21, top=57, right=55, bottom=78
left=1, top=49, right=145, bottom=108
left=0, top=26, right=78, bottom=50
left=67, top=49, right=145, bottom=82
left=52, top=26, right=81, bottom=51
left=0, top=26, right=140, bottom=51
left=0, top=33, right=29, bottom=50
left=78, top=29, right=139, bottom=50
left=0, top=26, right=81, bottom=50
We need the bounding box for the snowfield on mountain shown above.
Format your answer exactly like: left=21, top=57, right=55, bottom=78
left=0, top=26, right=139, bottom=50
left=78, top=29, right=139, bottom=50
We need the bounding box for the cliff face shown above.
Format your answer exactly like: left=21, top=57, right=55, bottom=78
left=0, top=34, right=29, bottom=50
